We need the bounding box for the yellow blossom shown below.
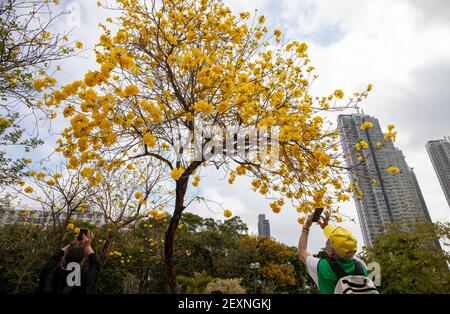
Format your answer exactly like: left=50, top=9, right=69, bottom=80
left=274, top=29, right=282, bottom=41
left=171, top=167, right=185, bottom=181
left=124, top=84, right=139, bottom=97
left=0, top=117, right=12, bottom=127
left=360, top=121, right=374, bottom=130
left=193, top=100, right=213, bottom=114
left=162, top=142, right=170, bottom=150
left=192, top=175, right=201, bottom=187
left=24, top=186, right=34, bottom=193
left=135, top=191, right=143, bottom=199
left=387, top=166, right=400, bottom=174
left=334, top=89, right=344, bottom=99
left=223, top=209, right=232, bottom=218
left=68, top=156, right=79, bottom=169
left=143, top=133, right=157, bottom=147
left=313, top=150, right=330, bottom=166
left=236, top=165, right=246, bottom=175
left=216, top=100, right=231, bottom=113
left=80, top=167, right=94, bottom=178
left=118, top=55, right=134, bottom=69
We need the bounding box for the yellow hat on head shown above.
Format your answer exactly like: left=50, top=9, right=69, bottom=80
left=324, top=225, right=357, bottom=258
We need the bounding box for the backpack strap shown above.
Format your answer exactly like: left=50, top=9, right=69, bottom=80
left=353, top=260, right=365, bottom=276
left=327, top=258, right=347, bottom=279
left=328, top=258, right=365, bottom=279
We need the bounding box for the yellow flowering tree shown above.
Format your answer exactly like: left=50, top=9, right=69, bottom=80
left=0, top=0, right=80, bottom=187
left=50, top=0, right=374, bottom=292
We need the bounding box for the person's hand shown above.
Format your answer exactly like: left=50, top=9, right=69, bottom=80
left=82, top=231, right=94, bottom=247
left=82, top=231, right=95, bottom=255
left=318, top=210, right=331, bottom=229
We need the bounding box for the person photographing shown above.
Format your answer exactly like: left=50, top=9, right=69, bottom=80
left=297, top=209, right=378, bottom=294
left=38, top=230, right=100, bottom=294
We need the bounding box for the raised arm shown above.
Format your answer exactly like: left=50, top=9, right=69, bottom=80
left=297, top=214, right=314, bottom=264
left=82, top=231, right=101, bottom=286
left=297, top=210, right=331, bottom=264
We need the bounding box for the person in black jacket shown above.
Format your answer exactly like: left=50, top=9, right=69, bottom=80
left=38, top=230, right=100, bottom=294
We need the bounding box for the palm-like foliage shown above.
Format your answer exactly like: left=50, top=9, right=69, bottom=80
left=177, top=271, right=213, bottom=294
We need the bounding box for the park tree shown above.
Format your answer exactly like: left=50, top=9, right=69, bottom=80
left=362, top=221, right=450, bottom=294
left=86, top=157, right=173, bottom=265
left=11, top=162, right=97, bottom=245
left=0, top=0, right=81, bottom=187
left=175, top=213, right=247, bottom=278
left=205, top=278, right=246, bottom=294
left=218, top=235, right=306, bottom=293
left=11, top=154, right=173, bottom=263
left=0, top=222, right=54, bottom=293
left=47, top=0, right=381, bottom=293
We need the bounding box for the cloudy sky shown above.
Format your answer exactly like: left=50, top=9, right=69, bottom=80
left=22, top=0, right=450, bottom=253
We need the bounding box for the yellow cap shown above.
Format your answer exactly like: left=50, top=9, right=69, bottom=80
left=323, top=225, right=357, bottom=258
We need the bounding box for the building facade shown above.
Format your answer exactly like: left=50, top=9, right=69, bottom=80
left=258, top=214, right=271, bottom=237
left=0, top=207, right=104, bottom=227
left=426, top=137, right=450, bottom=207
left=338, top=114, right=432, bottom=246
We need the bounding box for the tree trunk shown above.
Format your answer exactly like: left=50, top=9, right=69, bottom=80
left=13, top=252, right=33, bottom=294
left=165, top=176, right=188, bottom=294
left=13, top=270, right=26, bottom=294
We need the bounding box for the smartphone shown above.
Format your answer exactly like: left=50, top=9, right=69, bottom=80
left=77, top=228, right=88, bottom=241
left=312, top=208, right=324, bottom=222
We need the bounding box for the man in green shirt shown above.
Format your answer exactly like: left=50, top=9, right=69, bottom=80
left=297, top=211, right=369, bottom=294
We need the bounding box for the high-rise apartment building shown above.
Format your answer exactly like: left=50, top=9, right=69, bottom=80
left=338, top=114, right=432, bottom=246
left=426, top=137, right=450, bottom=207
left=258, top=214, right=271, bottom=237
